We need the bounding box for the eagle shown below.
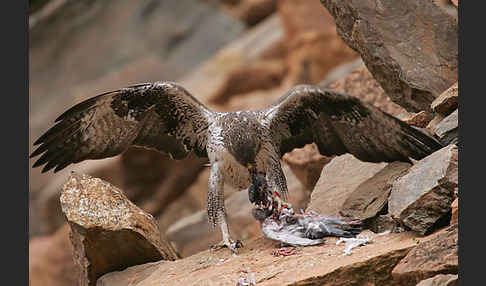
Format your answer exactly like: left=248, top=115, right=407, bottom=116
left=31, top=81, right=442, bottom=253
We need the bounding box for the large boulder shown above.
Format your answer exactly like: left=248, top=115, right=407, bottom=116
left=98, top=230, right=425, bottom=286
left=389, top=145, right=458, bottom=234
left=60, top=173, right=178, bottom=286
left=392, top=224, right=458, bottom=285
left=319, top=0, right=458, bottom=112
left=306, top=154, right=388, bottom=217
left=340, top=162, right=411, bottom=221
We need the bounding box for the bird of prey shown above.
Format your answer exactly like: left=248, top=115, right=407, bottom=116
left=30, top=81, right=442, bottom=253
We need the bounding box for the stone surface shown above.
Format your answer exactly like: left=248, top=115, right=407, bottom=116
left=450, top=198, right=458, bottom=224
left=307, top=154, right=388, bottom=217
left=340, top=162, right=411, bottom=220
left=392, top=225, right=458, bottom=285
left=431, top=82, right=458, bottom=116
left=389, top=145, right=458, bottom=234
left=29, top=224, right=77, bottom=286
left=220, top=0, right=277, bottom=26
left=279, top=0, right=359, bottom=86
left=60, top=173, right=178, bottom=286
left=415, top=274, right=458, bottom=286
left=403, top=111, right=432, bottom=128
left=320, top=0, right=458, bottom=112
left=97, top=230, right=425, bottom=286
left=326, top=65, right=407, bottom=117
left=434, top=109, right=458, bottom=145
left=367, top=214, right=403, bottom=234
left=165, top=164, right=308, bottom=257
left=282, top=143, right=332, bottom=190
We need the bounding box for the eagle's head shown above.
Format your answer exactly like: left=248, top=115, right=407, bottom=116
left=222, top=113, right=264, bottom=171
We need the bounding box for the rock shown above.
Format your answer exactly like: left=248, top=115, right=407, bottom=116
left=426, top=113, right=446, bottom=135
left=180, top=14, right=285, bottom=109
left=415, top=274, right=458, bottom=286
left=434, top=109, right=458, bottom=145
left=326, top=65, right=407, bottom=117
left=367, top=214, right=403, bottom=234
left=402, top=111, right=433, bottom=128
left=221, top=0, right=277, bottom=26
left=279, top=0, right=359, bottom=85
left=282, top=143, right=333, bottom=190
left=165, top=163, right=308, bottom=257
left=340, top=162, right=411, bottom=220
left=209, top=59, right=287, bottom=105
left=319, top=0, right=458, bottom=112
left=450, top=198, right=458, bottom=224
left=307, top=154, right=388, bottom=217
left=97, top=230, right=425, bottom=286
left=389, top=145, right=458, bottom=234
left=392, top=224, right=458, bottom=285
left=29, top=224, right=77, bottom=286
left=60, top=173, right=178, bottom=286
left=431, top=82, right=458, bottom=116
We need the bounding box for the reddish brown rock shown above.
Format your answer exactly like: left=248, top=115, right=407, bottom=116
left=210, top=60, right=287, bottom=105
left=340, top=162, right=411, bottom=221
left=282, top=143, right=332, bottom=190
left=431, top=82, right=458, bottom=116
left=29, top=224, right=77, bottom=286
left=222, top=0, right=277, bottom=26
left=450, top=198, right=458, bottom=224
left=416, top=274, right=458, bottom=286
left=307, top=154, right=387, bottom=217
left=60, top=173, right=178, bottom=286
left=403, top=111, right=433, bottom=128
left=389, top=145, right=458, bottom=234
left=279, top=0, right=359, bottom=85
left=368, top=214, right=403, bottom=234
left=98, top=230, right=425, bottom=286
left=392, top=225, right=458, bottom=285
left=320, top=0, right=458, bottom=112
left=327, top=66, right=407, bottom=117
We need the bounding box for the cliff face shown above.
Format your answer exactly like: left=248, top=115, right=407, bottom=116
left=29, top=0, right=458, bottom=285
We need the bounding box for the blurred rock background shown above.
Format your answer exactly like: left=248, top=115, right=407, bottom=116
left=29, top=0, right=458, bottom=285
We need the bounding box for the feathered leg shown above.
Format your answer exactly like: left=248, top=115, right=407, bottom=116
left=207, top=162, right=242, bottom=253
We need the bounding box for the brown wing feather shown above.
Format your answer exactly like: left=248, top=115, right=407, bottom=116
left=31, top=81, right=211, bottom=173
left=262, top=85, right=443, bottom=162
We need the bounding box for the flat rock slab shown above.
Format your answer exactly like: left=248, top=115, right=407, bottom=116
left=340, top=162, right=411, bottom=220
left=319, top=0, right=458, bottom=112
left=98, top=230, right=429, bottom=286
left=392, top=225, right=458, bottom=286
left=434, top=109, right=458, bottom=145
left=416, top=274, right=458, bottom=286
left=431, top=82, right=458, bottom=116
left=307, top=154, right=387, bottom=217
left=389, top=145, right=458, bottom=234
left=60, top=172, right=178, bottom=286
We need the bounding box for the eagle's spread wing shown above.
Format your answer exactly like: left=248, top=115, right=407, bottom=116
left=261, top=85, right=443, bottom=162
left=31, top=82, right=212, bottom=173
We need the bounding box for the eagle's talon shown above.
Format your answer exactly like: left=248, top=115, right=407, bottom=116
left=210, top=239, right=243, bottom=254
